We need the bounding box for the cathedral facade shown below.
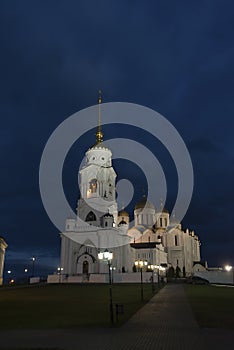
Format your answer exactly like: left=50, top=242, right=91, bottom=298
left=59, top=100, right=201, bottom=279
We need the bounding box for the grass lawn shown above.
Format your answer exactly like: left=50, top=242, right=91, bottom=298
left=185, top=285, right=234, bottom=330
left=0, top=283, right=157, bottom=329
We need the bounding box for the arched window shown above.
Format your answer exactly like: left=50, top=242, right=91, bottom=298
left=89, top=179, right=97, bottom=193
left=85, top=211, right=97, bottom=222
left=175, top=235, right=178, bottom=246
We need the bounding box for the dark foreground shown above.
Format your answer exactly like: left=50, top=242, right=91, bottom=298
left=0, top=284, right=234, bottom=349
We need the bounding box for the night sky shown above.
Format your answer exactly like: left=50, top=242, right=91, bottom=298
left=1, top=1, right=234, bottom=280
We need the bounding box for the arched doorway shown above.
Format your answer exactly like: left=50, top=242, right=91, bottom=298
left=83, top=260, right=89, bottom=274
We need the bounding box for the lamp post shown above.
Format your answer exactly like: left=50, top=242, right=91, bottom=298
left=24, top=268, right=28, bottom=284
left=153, top=265, right=160, bottom=287
left=7, top=270, right=11, bottom=284
left=57, top=267, right=64, bottom=283
left=110, top=266, right=116, bottom=284
left=135, top=260, right=148, bottom=301
left=31, top=257, right=36, bottom=277
left=98, top=249, right=114, bottom=324
left=7, top=270, right=15, bottom=285
left=155, top=265, right=166, bottom=287
left=225, top=265, right=234, bottom=285
left=148, top=264, right=155, bottom=293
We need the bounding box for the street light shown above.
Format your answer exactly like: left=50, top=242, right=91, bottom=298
left=57, top=267, right=64, bottom=283
left=225, top=265, right=232, bottom=271
left=225, top=265, right=234, bottom=285
left=148, top=264, right=155, bottom=293
left=135, top=260, right=148, bottom=301
left=152, top=265, right=166, bottom=287
left=7, top=270, right=12, bottom=284
left=110, top=266, right=116, bottom=284
left=31, top=257, right=36, bottom=277
left=98, top=249, right=114, bottom=324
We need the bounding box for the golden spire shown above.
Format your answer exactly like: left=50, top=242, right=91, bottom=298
left=96, top=90, right=103, bottom=144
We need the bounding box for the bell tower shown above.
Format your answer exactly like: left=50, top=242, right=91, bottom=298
left=77, top=91, right=118, bottom=225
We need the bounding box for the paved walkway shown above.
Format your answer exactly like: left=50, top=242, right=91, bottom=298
left=0, top=284, right=233, bottom=349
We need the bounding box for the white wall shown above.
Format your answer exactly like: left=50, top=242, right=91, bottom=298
left=47, top=272, right=161, bottom=284
left=195, top=270, right=234, bottom=284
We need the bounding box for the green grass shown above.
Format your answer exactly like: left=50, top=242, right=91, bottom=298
left=0, top=283, right=157, bottom=329
left=185, top=285, right=234, bottom=330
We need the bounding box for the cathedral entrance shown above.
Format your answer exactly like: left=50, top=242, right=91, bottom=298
left=83, top=260, right=89, bottom=274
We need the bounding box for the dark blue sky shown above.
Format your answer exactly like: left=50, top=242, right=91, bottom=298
left=1, top=1, right=234, bottom=279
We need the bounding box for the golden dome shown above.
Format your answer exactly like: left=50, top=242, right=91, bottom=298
left=135, top=196, right=155, bottom=210
left=118, top=209, right=129, bottom=217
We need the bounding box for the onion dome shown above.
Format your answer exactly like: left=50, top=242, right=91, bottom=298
left=118, top=209, right=129, bottom=217
left=135, top=195, right=155, bottom=210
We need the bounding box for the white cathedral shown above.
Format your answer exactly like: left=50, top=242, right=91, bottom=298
left=58, top=98, right=201, bottom=282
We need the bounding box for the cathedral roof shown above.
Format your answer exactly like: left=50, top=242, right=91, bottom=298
left=103, top=212, right=114, bottom=218
left=129, top=225, right=146, bottom=234
left=135, top=196, right=155, bottom=210
left=87, top=143, right=111, bottom=152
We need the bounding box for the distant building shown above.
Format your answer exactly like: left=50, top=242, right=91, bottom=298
left=58, top=96, right=201, bottom=281
left=0, top=237, right=7, bottom=285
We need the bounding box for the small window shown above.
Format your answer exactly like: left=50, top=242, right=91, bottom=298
left=160, top=218, right=163, bottom=226
left=175, top=235, right=178, bottom=246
